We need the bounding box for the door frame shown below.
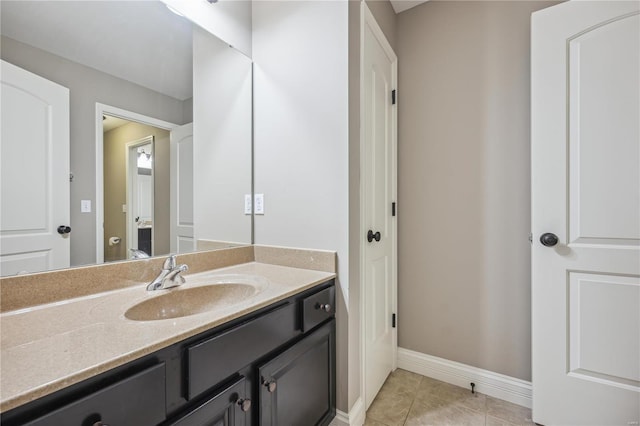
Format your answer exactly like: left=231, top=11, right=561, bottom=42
left=125, top=136, right=154, bottom=256
left=358, top=1, right=398, bottom=408
left=95, top=103, right=177, bottom=263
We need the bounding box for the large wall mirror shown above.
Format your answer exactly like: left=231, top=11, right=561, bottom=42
left=0, top=1, right=252, bottom=277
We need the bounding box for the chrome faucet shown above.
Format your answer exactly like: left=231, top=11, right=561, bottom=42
left=147, top=255, right=189, bottom=291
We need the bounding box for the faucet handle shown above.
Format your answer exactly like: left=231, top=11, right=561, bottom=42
left=162, top=254, right=177, bottom=271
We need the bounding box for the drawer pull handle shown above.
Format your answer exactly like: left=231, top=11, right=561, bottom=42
left=93, top=422, right=109, bottom=426
left=237, top=398, right=252, bottom=412
left=264, top=380, right=277, bottom=393
left=316, top=303, right=331, bottom=312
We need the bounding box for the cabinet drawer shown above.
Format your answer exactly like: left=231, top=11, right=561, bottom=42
left=302, top=285, right=335, bottom=332
left=24, top=363, right=166, bottom=426
left=186, top=302, right=298, bottom=400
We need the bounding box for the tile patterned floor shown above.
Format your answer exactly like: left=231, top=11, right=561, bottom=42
left=364, top=369, right=534, bottom=426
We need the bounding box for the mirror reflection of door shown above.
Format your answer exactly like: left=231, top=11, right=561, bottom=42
left=129, top=140, right=154, bottom=258
left=102, top=115, right=170, bottom=262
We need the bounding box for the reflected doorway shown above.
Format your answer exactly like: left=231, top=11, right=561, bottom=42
left=127, top=138, right=154, bottom=258
left=102, top=114, right=169, bottom=262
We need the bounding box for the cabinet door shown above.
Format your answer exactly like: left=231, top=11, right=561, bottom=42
left=258, top=320, right=335, bottom=426
left=167, top=377, right=250, bottom=426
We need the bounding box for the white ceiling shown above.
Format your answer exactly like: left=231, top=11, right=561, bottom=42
left=1, top=1, right=194, bottom=100
left=390, top=0, right=429, bottom=14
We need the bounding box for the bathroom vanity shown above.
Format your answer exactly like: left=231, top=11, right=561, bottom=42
left=0, top=250, right=337, bottom=426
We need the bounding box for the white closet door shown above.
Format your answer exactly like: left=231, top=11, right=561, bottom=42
left=362, top=4, right=398, bottom=410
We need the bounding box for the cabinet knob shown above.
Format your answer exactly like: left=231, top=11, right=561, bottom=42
left=264, top=380, right=277, bottom=393
left=315, top=303, right=331, bottom=312
left=237, top=398, right=251, bottom=412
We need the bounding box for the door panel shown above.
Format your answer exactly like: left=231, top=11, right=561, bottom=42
left=362, top=5, right=396, bottom=408
left=0, top=60, right=70, bottom=276
left=568, top=14, right=640, bottom=243
left=568, top=273, right=639, bottom=388
left=370, top=257, right=390, bottom=345
left=532, top=2, right=640, bottom=424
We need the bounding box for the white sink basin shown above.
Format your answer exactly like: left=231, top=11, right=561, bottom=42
left=125, top=274, right=268, bottom=321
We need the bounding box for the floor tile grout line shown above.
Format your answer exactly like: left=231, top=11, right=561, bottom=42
left=401, top=376, right=422, bottom=425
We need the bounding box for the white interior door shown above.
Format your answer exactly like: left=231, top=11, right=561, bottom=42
left=0, top=60, right=70, bottom=276
left=170, top=123, right=194, bottom=253
left=136, top=174, right=153, bottom=223
left=532, top=2, right=640, bottom=424
left=125, top=137, right=153, bottom=256
left=362, top=4, right=397, bottom=409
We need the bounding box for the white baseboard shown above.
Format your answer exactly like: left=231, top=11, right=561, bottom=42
left=330, top=412, right=348, bottom=426
left=397, top=348, right=532, bottom=409
left=330, top=397, right=365, bottom=426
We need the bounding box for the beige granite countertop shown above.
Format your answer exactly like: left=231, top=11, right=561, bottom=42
left=0, top=261, right=335, bottom=413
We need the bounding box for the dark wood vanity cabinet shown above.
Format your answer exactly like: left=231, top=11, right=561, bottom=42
left=1, top=280, right=336, bottom=426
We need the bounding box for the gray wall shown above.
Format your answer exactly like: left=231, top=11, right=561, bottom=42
left=252, top=0, right=349, bottom=411
left=1, top=36, right=188, bottom=267
left=193, top=27, right=252, bottom=246
left=397, top=0, right=559, bottom=381
left=365, top=0, right=397, bottom=50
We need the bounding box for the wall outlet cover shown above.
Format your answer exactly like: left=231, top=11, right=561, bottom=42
left=244, top=194, right=252, bottom=215
left=81, top=200, right=92, bottom=213
left=254, top=194, right=264, bottom=215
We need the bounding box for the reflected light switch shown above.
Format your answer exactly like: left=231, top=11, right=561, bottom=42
left=244, top=194, right=252, bottom=215
left=254, top=194, right=264, bottom=215
left=81, top=200, right=91, bottom=213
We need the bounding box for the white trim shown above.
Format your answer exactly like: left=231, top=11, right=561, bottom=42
left=348, top=398, right=366, bottom=426
left=331, top=410, right=349, bottom=426
left=358, top=1, right=398, bottom=411
left=329, top=398, right=365, bottom=426
left=397, top=348, right=533, bottom=409
left=95, top=103, right=177, bottom=264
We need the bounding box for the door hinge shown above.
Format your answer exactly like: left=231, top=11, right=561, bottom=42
left=391, top=89, right=396, bottom=105
left=528, top=233, right=533, bottom=244
left=392, top=313, right=396, bottom=328
left=69, top=173, right=74, bottom=182
left=392, top=202, right=396, bottom=217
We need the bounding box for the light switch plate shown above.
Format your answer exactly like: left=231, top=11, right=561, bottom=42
left=244, top=194, right=252, bottom=215
left=81, top=200, right=91, bottom=213
left=254, top=194, right=264, bottom=215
